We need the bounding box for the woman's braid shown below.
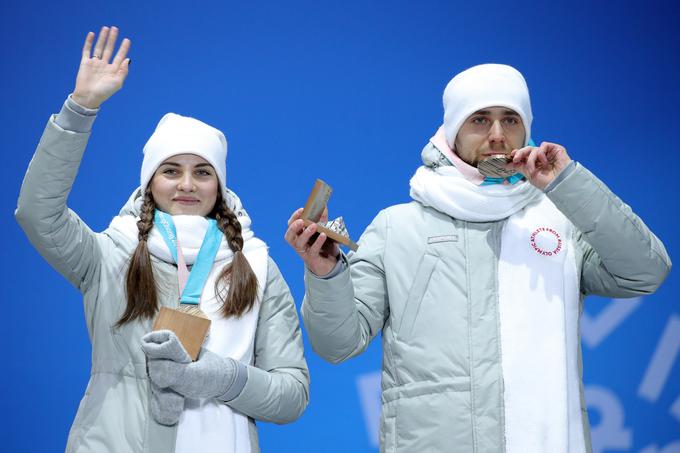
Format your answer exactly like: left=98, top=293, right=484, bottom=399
left=118, top=189, right=159, bottom=326
left=137, top=190, right=156, bottom=242
left=213, top=194, right=258, bottom=317
left=215, top=200, right=244, bottom=254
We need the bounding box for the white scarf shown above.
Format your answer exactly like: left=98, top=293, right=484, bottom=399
left=409, top=142, right=585, bottom=452
left=498, top=197, right=585, bottom=453
left=409, top=164, right=542, bottom=222
left=109, top=211, right=269, bottom=453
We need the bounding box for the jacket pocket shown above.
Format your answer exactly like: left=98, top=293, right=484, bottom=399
left=389, top=384, right=474, bottom=452
left=397, top=253, right=439, bottom=338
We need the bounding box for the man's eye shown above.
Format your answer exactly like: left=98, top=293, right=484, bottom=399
left=504, top=117, right=520, bottom=125
left=472, top=117, right=488, bottom=124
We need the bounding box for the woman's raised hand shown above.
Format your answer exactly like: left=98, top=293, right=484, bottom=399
left=72, top=26, right=131, bottom=109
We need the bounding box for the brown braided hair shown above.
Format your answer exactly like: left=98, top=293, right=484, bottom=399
left=117, top=189, right=258, bottom=325
left=210, top=192, right=259, bottom=318
left=118, top=188, right=158, bottom=326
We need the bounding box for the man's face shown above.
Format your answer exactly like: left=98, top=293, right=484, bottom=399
left=454, top=106, right=525, bottom=167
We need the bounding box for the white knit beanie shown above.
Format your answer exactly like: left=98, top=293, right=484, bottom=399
left=443, top=64, right=532, bottom=149
left=140, top=113, right=228, bottom=197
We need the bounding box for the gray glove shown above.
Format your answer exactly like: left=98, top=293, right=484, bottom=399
left=149, top=382, right=184, bottom=426
left=141, top=330, right=247, bottom=402
left=141, top=330, right=191, bottom=425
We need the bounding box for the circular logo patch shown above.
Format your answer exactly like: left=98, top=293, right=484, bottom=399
left=530, top=227, right=562, bottom=256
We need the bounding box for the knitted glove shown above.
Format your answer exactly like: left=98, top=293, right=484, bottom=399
left=149, top=381, right=184, bottom=426
left=141, top=330, right=193, bottom=363
left=141, top=330, right=191, bottom=425
left=141, top=330, right=246, bottom=401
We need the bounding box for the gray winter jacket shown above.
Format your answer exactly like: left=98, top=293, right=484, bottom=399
left=302, top=160, right=670, bottom=452
left=15, top=112, right=309, bottom=452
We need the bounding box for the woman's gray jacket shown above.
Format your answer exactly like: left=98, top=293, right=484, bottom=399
left=15, top=106, right=309, bottom=452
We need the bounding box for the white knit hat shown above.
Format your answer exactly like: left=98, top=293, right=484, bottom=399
left=443, top=64, right=532, bottom=149
left=140, top=113, right=228, bottom=197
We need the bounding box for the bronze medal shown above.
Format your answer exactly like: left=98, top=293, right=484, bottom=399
left=478, top=154, right=516, bottom=178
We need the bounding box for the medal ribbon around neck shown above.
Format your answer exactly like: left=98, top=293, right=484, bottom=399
left=154, top=210, right=223, bottom=305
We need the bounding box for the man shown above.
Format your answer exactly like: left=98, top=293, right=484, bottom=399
left=285, top=64, right=671, bottom=452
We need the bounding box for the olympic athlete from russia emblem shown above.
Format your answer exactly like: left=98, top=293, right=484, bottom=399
left=530, top=227, right=563, bottom=256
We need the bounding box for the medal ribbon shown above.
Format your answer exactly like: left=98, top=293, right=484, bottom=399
left=481, top=173, right=525, bottom=186
left=154, top=210, right=223, bottom=305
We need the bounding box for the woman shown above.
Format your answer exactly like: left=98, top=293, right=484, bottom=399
left=15, top=26, right=309, bottom=453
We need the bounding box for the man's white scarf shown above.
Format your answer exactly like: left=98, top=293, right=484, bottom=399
left=410, top=155, right=585, bottom=452
left=109, top=210, right=269, bottom=453
left=409, top=161, right=543, bottom=222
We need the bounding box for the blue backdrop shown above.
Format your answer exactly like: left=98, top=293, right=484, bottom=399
left=2, top=1, right=679, bottom=451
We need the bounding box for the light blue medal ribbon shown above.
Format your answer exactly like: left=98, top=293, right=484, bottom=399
left=481, top=173, right=525, bottom=185
left=154, top=210, right=223, bottom=305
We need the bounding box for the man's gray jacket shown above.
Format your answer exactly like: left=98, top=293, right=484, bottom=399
left=302, top=163, right=670, bottom=453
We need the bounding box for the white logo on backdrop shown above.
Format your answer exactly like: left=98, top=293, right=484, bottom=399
left=639, top=441, right=680, bottom=453
left=586, top=386, right=632, bottom=453
left=356, top=372, right=381, bottom=449
left=638, top=315, right=680, bottom=423
left=356, top=298, right=680, bottom=451
left=581, top=298, right=643, bottom=348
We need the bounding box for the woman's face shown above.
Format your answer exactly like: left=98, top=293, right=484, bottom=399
left=150, top=154, right=219, bottom=216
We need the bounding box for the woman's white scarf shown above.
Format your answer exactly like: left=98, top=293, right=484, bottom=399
left=109, top=208, right=269, bottom=453
left=146, top=215, right=258, bottom=266
left=410, top=139, right=585, bottom=452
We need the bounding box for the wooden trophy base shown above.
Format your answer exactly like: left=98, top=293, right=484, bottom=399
left=302, top=219, right=359, bottom=251
left=301, top=179, right=359, bottom=251
left=152, top=307, right=211, bottom=361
